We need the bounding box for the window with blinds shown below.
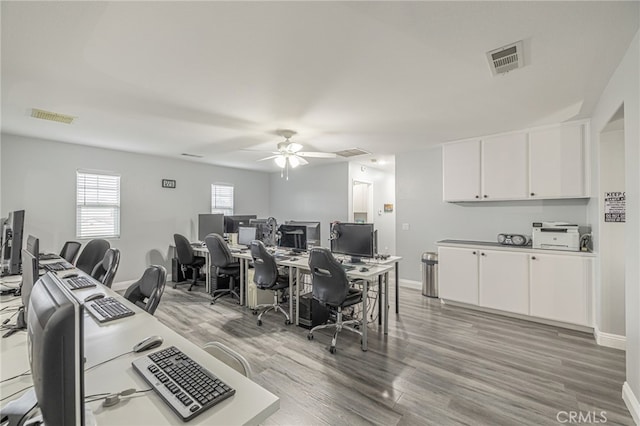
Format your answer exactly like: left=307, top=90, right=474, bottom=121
left=211, top=184, right=234, bottom=216
left=76, top=171, right=121, bottom=239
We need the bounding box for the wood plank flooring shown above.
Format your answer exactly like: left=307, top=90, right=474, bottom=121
left=151, top=284, right=632, bottom=425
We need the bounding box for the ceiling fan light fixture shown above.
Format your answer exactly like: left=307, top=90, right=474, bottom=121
left=274, top=156, right=287, bottom=168
left=288, top=156, right=300, bottom=168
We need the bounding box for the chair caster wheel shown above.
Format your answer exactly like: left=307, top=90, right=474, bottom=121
left=257, top=320, right=263, bottom=326
left=307, top=334, right=313, bottom=340
left=329, top=346, right=336, bottom=354
left=285, top=320, right=291, bottom=325
left=252, top=310, right=258, bottom=315
left=173, top=284, right=177, bottom=289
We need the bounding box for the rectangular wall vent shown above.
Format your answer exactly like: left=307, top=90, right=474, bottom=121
left=487, top=41, right=524, bottom=75
left=31, top=108, right=75, bottom=124
left=180, top=153, right=204, bottom=158
left=335, top=148, right=370, bottom=158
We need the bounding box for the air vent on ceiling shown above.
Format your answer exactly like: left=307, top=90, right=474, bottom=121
left=334, top=148, right=370, bottom=158
left=180, top=153, right=204, bottom=158
left=30, top=108, right=75, bottom=124
left=487, top=41, right=524, bottom=76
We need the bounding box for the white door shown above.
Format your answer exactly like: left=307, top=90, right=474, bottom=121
left=438, top=247, right=479, bottom=305
left=442, top=140, right=481, bottom=201
left=529, top=254, right=592, bottom=326
left=529, top=123, right=585, bottom=198
left=482, top=132, right=528, bottom=200
left=479, top=250, right=529, bottom=315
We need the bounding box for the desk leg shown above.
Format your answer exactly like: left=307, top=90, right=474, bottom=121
left=288, top=266, right=294, bottom=323
left=395, top=261, right=400, bottom=314
left=361, top=279, right=368, bottom=351
left=240, top=258, right=246, bottom=306
left=378, top=275, right=383, bottom=326
left=205, top=252, right=211, bottom=294
left=295, top=268, right=301, bottom=326
left=384, top=271, right=389, bottom=335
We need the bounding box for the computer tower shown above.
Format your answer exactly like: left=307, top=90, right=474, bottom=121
left=171, top=258, right=189, bottom=283
left=298, top=292, right=330, bottom=329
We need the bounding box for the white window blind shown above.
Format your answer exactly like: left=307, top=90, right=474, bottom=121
left=211, top=184, right=234, bottom=216
left=76, top=171, right=120, bottom=239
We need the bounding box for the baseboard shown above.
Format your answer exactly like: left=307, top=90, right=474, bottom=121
left=399, top=279, right=421, bottom=290
left=594, top=326, right=626, bottom=350
left=622, top=382, right=640, bottom=425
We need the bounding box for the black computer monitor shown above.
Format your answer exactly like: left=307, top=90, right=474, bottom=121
left=27, top=272, right=84, bottom=425
left=286, top=221, right=321, bottom=248
left=21, top=248, right=39, bottom=321
left=330, top=222, right=375, bottom=263
left=198, top=214, right=224, bottom=241
left=1, top=210, right=25, bottom=276
left=237, top=226, right=258, bottom=247
left=224, top=215, right=257, bottom=234
left=278, top=225, right=307, bottom=253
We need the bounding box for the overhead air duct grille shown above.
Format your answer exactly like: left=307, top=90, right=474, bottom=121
left=180, top=153, right=204, bottom=158
left=31, top=108, right=75, bottom=124
left=487, top=41, right=524, bottom=75
left=335, top=148, right=370, bottom=158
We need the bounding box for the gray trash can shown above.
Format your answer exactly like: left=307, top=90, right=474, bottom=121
left=421, top=252, right=438, bottom=298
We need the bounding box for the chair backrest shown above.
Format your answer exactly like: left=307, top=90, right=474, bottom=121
left=124, top=265, right=167, bottom=315
left=202, top=342, right=252, bottom=379
left=249, top=240, right=279, bottom=289
left=173, top=234, right=195, bottom=265
left=91, top=248, right=120, bottom=288
left=75, top=239, right=110, bottom=275
left=59, top=241, right=82, bottom=263
left=309, top=247, right=350, bottom=307
left=204, top=233, right=234, bottom=268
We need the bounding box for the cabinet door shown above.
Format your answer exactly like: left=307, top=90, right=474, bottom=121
left=529, top=254, right=592, bottom=326
left=529, top=124, right=585, bottom=198
left=442, top=140, right=481, bottom=201
left=482, top=133, right=528, bottom=200
left=479, top=250, right=529, bottom=315
left=438, top=247, right=478, bottom=305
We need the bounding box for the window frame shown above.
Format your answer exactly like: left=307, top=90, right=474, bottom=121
left=76, top=170, right=121, bottom=239
left=211, top=183, right=234, bottom=216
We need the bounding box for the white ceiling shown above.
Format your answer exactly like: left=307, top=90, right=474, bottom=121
left=1, top=1, right=638, bottom=172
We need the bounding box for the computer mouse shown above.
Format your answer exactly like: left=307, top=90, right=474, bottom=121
left=84, top=293, right=105, bottom=302
left=63, top=273, right=79, bottom=279
left=289, top=257, right=298, bottom=261
left=359, top=267, right=369, bottom=272
left=133, top=335, right=164, bottom=353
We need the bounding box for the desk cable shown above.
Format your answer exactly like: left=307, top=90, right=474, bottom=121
left=0, top=385, right=32, bottom=402
left=84, top=350, right=135, bottom=373
left=0, top=369, right=30, bottom=384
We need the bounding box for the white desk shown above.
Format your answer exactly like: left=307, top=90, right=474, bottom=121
left=0, top=266, right=279, bottom=425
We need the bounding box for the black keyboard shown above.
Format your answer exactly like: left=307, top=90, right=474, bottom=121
left=39, top=253, right=59, bottom=261
left=132, top=346, right=236, bottom=421
left=65, top=276, right=96, bottom=290
left=85, top=297, right=135, bottom=323
left=341, top=264, right=356, bottom=271
left=42, top=261, right=74, bottom=272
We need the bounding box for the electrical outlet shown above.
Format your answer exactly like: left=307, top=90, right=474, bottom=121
left=402, top=223, right=410, bottom=231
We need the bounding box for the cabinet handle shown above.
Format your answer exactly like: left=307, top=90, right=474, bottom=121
left=483, top=195, right=488, bottom=198
left=531, top=256, right=536, bottom=260
left=480, top=252, right=485, bottom=256
left=475, top=195, right=479, bottom=199
left=472, top=251, right=477, bottom=255
left=530, top=192, right=535, bottom=196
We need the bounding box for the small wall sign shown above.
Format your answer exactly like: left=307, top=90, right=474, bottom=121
left=604, top=191, right=625, bottom=222
left=384, top=203, right=393, bottom=213
left=162, top=179, right=177, bottom=189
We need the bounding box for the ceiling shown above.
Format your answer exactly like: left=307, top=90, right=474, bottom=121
left=1, top=1, right=638, bottom=172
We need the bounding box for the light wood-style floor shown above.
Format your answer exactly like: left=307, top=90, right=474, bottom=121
left=152, top=283, right=633, bottom=425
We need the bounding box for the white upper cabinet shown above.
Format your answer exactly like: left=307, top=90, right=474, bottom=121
left=442, top=140, right=481, bottom=201
left=529, top=123, right=586, bottom=198
left=482, top=132, right=528, bottom=200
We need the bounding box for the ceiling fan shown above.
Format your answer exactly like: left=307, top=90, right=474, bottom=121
left=258, top=129, right=336, bottom=179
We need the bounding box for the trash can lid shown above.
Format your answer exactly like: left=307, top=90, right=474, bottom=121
left=421, top=252, right=438, bottom=262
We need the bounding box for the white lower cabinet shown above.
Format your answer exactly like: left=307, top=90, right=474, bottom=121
left=529, top=253, right=592, bottom=326
left=438, top=244, right=593, bottom=327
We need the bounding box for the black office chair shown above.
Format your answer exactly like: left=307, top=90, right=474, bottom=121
left=124, top=265, right=167, bottom=315
left=75, top=239, right=110, bottom=275
left=59, top=241, right=82, bottom=263
left=204, top=233, right=241, bottom=304
left=173, top=234, right=206, bottom=291
left=250, top=240, right=292, bottom=326
left=307, top=247, right=363, bottom=354
left=91, top=248, right=121, bottom=288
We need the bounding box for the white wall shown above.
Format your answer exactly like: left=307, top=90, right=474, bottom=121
left=268, top=162, right=349, bottom=246
left=349, top=162, right=396, bottom=256
left=598, top=128, right=626, bottom=337
left=396, top=144, right=590, bottom=282
left=1, top=133, right=271, bottom=281
left=588, top=30, right=640, bottom=417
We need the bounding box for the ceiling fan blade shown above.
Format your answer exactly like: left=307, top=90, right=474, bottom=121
left=287, top=142, right=303, bottom=153
left=257, top=154, right=280, bottom=161
left=295, top=155, right=309, bottom=166
left=296, top=151, right=337, bottom=158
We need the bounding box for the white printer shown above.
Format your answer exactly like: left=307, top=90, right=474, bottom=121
left=532, top=222, right=582, bottom=251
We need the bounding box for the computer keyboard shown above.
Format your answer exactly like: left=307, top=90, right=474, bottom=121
left=64, top=276, right=96, bottom=290
left=85, top=297, right=135, bottom=323
left=42, top=261, right=74, bottom=272
left=39, top=253, right=60, bottom=261
left=341, top=264, right=356, bottom=271
left=132, top=346, right=236, bottom=421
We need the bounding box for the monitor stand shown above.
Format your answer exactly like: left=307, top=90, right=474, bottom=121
left=2, top=307, right=26, bottom=338
left=349, top=257, right=364, bottom=264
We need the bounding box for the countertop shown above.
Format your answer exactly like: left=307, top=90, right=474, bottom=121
left=436, top=239, right=596, bottom=257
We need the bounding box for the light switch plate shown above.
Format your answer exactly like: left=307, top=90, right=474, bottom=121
left=402, top=223, right=410, bottom=231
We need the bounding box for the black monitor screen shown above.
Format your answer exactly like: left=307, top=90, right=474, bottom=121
left=224, top=215, right=257, bottom=234
left=2, top=210, right=25, bottom=275
left=286, top=221, right=321, bottom=247
left=198, top=214, right=224, bottom=241
left=330, top=223, right=375, bottom=261
left=27, top=272, right=84, bottom=426
left=237, top=226, right=258, bottom=247
left=21, top=240, right=40, bottom=318
left=278, top=225, right=307, bottom=251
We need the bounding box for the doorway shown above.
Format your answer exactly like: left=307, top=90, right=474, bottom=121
left=352, top=180, right=373, bottom=223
